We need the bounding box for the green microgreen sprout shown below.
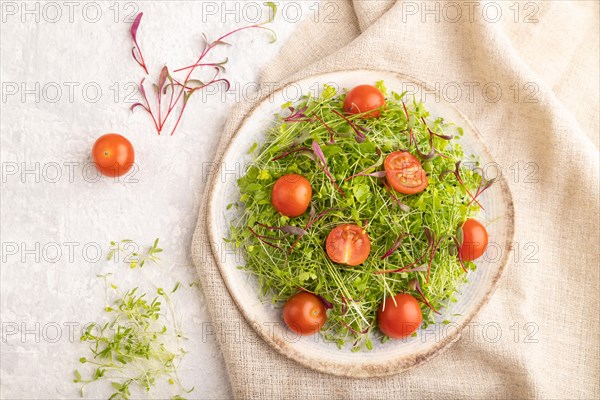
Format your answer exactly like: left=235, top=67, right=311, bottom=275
left=228, top=82, right=491, bottom=351
left=108, top=238, right=163, bottom=269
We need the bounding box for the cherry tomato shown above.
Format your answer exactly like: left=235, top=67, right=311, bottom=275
left=92, top=133, right=135, bottom=178
left=325, top=224, right=371, bottom=266
left=378, top=293, right=423, bottom=339
left=384, top=151, right=428, bottom=195
left=343, top=85, right=385, bottom=118
left=459, top=218, right=489, bottom=261
left=271, top=174, right=312, bottom=217
left=283, top=292, right=327, bottom=335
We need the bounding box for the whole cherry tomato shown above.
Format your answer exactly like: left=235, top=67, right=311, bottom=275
left=343, top=85, right=385, bottom=118
left=271, top=174, right=312, bottom=217
left=92, top=133, right=134, bottom=177
left=378, top=293, right=423, bottom=338
left=283, top=292, right=327, bottom=335
left=459, top=218, right=489, bottom=261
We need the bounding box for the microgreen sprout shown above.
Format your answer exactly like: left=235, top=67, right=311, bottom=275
left=283, top=106, right=315, bottom=123
left=331, top=109, right=368, bottom=142
left=289, top=206, right=336, bottom=252
left=312, top=112, right=337, bottom=143
left=129, top=13, right=148, bottom=74
left=382, top=180, right=411, bottom=212
left=271, top=146, right=313, bottom=162
left=248, top=226, right=286, bottom=253
left=466, top=169, right=496, bottom=208
left=412, top=278, right=441, bottom=315
left=311, top=140, right=346, bottom=197
left=344, top=148, right=385, bottom=181
left=380, top=233, right=409, bottom=260
left=256, top=222, right=307, bottom=236
left=108, top=238, right=163, bottom=268
left=440, top=161, right=495, bottom=209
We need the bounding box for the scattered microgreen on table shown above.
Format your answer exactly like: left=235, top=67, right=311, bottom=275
left=75, top=241, right=192, bottom=399
left=229, top=82, right=490, bottom=351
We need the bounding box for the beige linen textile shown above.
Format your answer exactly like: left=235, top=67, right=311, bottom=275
left=192, top=1, right=600, bottom=398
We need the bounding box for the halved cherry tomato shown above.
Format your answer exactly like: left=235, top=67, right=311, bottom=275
left=92, top=133, right=134, bottom=177
left=459, top=218, right=489, bottom=261
left=271, top=174, right=312, bottom=217
left=325, top=224, right=371, bottom=266
left=283, top=292, right=327, bottom=335
left=378, top=293, right=422, bottom=339
left=384, top=151, right=428, bottom=194
left=343, top=85, right=385, bottom=118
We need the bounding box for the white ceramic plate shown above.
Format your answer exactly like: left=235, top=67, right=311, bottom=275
left=207, top=70, right=514, bottom=377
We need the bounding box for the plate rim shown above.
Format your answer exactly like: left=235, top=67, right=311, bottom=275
left=205, top=68, right=515, bottom=378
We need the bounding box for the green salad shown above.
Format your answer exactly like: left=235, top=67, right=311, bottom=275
left=228, top=82, right=492, bottom=351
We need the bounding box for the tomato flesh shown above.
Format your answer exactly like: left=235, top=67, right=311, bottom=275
left=325, top=224, right=371, bottom=266
left=384, top=151, right=428, bottom=194
left=343, top=85, right=385, bottom=118
left=271, top=174, right=312, bottom=217
left=459, top=218, right=489, bottom=261
left=283, top=292, right=327, bottom=335
left=378, top=293, right=423, bottom=338
left=92, top=133, right=135, bottom=178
